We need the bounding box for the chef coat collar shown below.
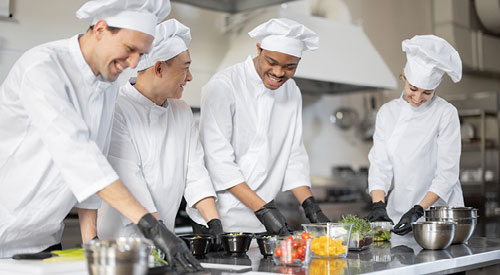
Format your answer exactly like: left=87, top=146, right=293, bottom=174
left=69, top=34, right=113, bottom=89
left=122, top=81, right=169, bottom=109
left=399, top=91, right=435, bottom=113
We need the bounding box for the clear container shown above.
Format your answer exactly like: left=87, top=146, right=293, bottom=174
left=272, top=236, right=313, bottom=266
left=371, top=222, right=392, bottom=242
left=302, top=223, right=353, bottom=258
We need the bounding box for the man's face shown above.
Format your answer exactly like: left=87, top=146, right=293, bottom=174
left=253, top=44, right=300, bottom=90
left=159, top=50, right=192, bottom=99
left=94, top=22, right=154, bottom=82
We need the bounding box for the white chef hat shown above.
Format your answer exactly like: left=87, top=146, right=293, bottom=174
left=136, top=19, right=191, bottom=71
left=248, top=18, right=319, bottom=58
left=402, top=34, right=462, bottom=90
left=76, top=0, right=171, bottom=37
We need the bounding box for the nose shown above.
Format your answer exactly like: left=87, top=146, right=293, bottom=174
left=127, top=52, right=141, bottom=69
left=273, top=66, right=285, bottom=77
left=186, top=69, right=193, bottom=82
left=414, top=92, right=423, bottom=102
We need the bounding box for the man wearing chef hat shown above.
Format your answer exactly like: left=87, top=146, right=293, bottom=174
left=198, top=18, right=330, bottom=235
left=97, top=19, right=224, bottom=250
left=366, top=35, right=464, bottom=235
left=0, top=0, right=202, bottom=271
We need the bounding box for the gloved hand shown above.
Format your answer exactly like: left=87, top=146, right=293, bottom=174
left=254, top=200, right=292, bottom=236
left=366, top=201, right=394, bottom=223
left=137, top=213, right=203, bottom=272
left=207, top=218, right=224, bottom=251
left=392, top=205, right=424, bottom=236
left=302, top=196, right=330, bottom=223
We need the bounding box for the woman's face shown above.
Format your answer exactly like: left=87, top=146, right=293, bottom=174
left=402, top=72, right=435, bottom=107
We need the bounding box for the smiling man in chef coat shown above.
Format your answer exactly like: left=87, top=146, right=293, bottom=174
left=98, top=19, right=224, bottom=247
left=0, top=0, right=202, bottom=271
left=198, top=18, right=330, bottom=235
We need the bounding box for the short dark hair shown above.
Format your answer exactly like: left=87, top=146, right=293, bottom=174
left=87, top=25, right=121, bottom=34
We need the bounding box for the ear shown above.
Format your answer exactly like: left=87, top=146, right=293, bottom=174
left=401, top=68, right=405, bottom=80
left=256, top=43, right=262, bottom=55
left=154, top=61, right=163, bottom=78
left=93, top=20, right=108, bottom=40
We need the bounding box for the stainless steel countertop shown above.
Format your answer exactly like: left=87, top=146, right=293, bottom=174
left=197, top=235, right=500, bottom=274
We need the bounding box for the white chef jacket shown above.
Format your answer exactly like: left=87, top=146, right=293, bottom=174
left=199, top=56, right=311, bottom=233
left=368, top=93, right=464, bottom=223
left=97, top=82, right=215, bottom=238
left=0, top=35, right=119, bottom=257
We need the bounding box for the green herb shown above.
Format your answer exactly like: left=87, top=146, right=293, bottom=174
left=152, top=250, right=169, bottom=266
left=339, top=215, right=371, bottom=234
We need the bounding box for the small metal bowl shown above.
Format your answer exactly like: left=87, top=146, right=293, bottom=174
left=412, top=221, right=456, bottom=250
left=179, top=234, right=213, bottom=258
left=221, top=233, right=253, bottom=257
left=254, top=233, right=278, bottom=258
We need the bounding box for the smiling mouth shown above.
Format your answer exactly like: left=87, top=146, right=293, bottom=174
left=115, top=61, right=125, bottom=74
left=267, top=74, right=284, bottom=86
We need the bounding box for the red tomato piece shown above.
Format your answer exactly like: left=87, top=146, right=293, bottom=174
left=301, top=232, right=311, bottom=240
left=286, top=236, right=294, bottom=242
left=291, top=250, right=298, bottom=259
left=275, top=247, right=282, bottom=257
left=296, top=247, right=304, bottom=257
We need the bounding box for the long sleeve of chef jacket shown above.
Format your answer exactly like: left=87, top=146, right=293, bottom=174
left=17, top=62, right=118, bottom=202
left=368, top=105, right=394, bottom=194
left=184, top=112, right=217, bottom=208
left=107, top=105, right=157, bottom=215
left=282, top=94, right=311, bottom=191
left=428, top=105, right=461, bottom=202
left=199, top=80, right=246, bottom=191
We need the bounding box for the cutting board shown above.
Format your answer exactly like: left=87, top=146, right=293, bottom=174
left=0, top=259, right=88, bottom=275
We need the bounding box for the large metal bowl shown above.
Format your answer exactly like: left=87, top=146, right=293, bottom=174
left=425, top=206, right=478, bottom=219
left=425, top=217, right=477, bottom=244
left=83, top=238, right=153, bottom=275
left=412, top=221, right=456, bottom=250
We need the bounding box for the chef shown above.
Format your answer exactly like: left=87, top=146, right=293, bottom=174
left=366, top=35, right=464, bottom=235
left=98, top=19, right=224, bottom=247
left=198, top=18, right=330, bottom=235
left=0, top=0, right=202, bottom=271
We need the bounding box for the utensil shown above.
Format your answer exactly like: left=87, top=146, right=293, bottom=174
left=370, top=221, right=392, bottom=242
left=330, top=107, right=359, bottom=130
left=179, top=234, right=213, bottom=258
left=271, top=236, right=312, bottom=266
left=412, top=221, right=456, bottom=250
left=425, top=217, right=477, bottom=244
left=425, top=206, right=478, bottom=219
left=83, top=238, right=153, bottom=275
left=220, top=233, right=253, bottom=256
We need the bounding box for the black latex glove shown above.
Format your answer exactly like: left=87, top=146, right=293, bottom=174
left=207, top=218, right=224, bottom=251
left=137, top=213, right=203, bottom=272
left=254, top=200, right=292, bottom=236
left=302, top=196, right=330, bottom=223
left=392, top=205, right=424, bottom=236
left=366, top=201, right=394, bottom=223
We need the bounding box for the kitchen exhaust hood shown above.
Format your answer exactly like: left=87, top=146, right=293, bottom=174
left=171, top=0, right=298, bottom=13
left=217, top=12, right=397, bottom=94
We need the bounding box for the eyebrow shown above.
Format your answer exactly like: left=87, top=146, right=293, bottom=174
left=265, top=55, right=298, bottom=66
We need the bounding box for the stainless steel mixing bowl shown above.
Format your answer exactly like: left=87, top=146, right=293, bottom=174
left=425, top=206, right=478, bottom=219
left=83, top=238, right=153, bottom=275
left=412, top=221, right=456, bottom=250
left=425, top=217, right=477, bottom=244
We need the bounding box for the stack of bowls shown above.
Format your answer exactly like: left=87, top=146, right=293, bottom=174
left=425, top=206, right=478, bottom=244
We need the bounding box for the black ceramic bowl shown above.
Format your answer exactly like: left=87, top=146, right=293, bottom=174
left=179, top=234, right=213, bottom=258
left=221, top=233, right=253, bottom=256
left=255, top=233, right=278, bottom=258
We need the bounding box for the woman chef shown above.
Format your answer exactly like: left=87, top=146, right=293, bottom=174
left=366, top=35, right=465, bottom=235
